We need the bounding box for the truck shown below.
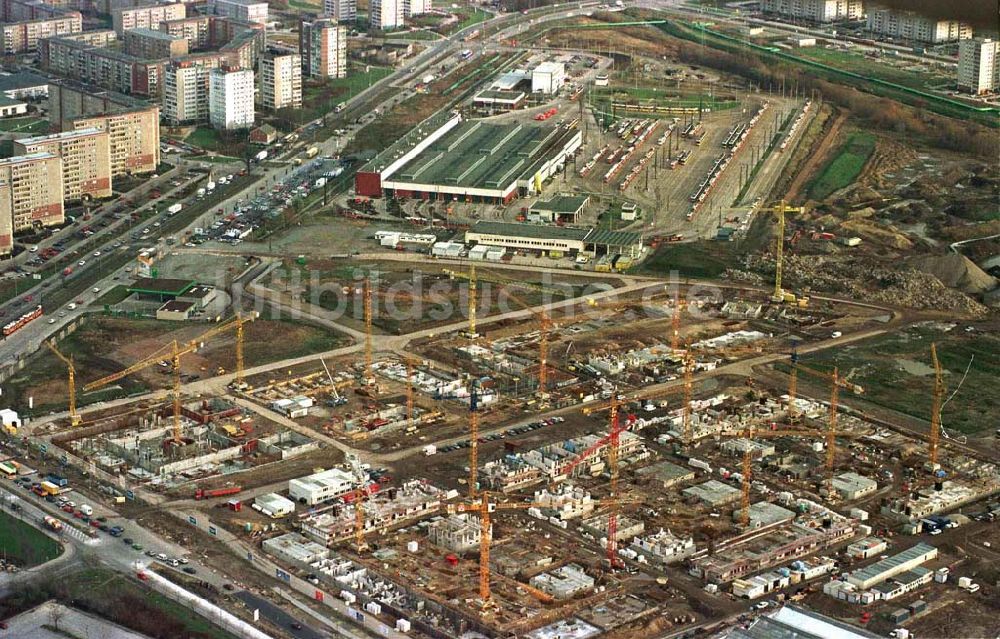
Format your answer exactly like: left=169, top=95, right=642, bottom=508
left=167, top=203, right=183, bottom=215
left=79, top=504, right=93, bottom=516
left=334, top=102, right=346, bottom=113
left=254, top=150, right=268, bottom=162
left=43, top=516, right=63, bottom=532
left=304, top=146, right=319, bottom=159
left=314, top=177, right=327, bottom=189
left=40, top=481, right=61, bottom=496
left=194, top=486, right=242, bottom=500
left=423, top=444, right=437, bottom=456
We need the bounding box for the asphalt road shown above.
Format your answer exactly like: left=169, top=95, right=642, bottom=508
left=236, top=591, right=327, bottom=639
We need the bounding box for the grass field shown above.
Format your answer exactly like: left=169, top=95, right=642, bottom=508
left=637, top=242, right=732, bottom=279
left=184, top=127, right=224, bottom=152
left=807, top=132, right=875, bottom=201
left=0, top=117, right=48, bottom=134
left=793, top=46, right=948, bottom=92
left=300, top=65, right=393, bottom=122
left=63, top=568, right=237, bottom=639
left=792, top=325, right=999, bottom=435
left=0, top=511, right=63, bottom=568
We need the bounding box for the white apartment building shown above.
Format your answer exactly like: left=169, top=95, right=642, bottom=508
left=760, top=0, right=861, bottom=23
left=866, top=9, right=972, bottom=44
left=207, top=0, right=268, bottom=25
left=403, top=0, right=430, bottom=17
left=209, top=67, right=254, bottom=130
left=301, top=19, right=347, bottom=79
left=164, top=62, right=210, bottom=125
left=260, top=50, right=301, bottom=110
left=323, top=0, right=356, bottom=24
left=958, top=38, right=999, bottom=94
left=370, top=0, right=403, bottom=30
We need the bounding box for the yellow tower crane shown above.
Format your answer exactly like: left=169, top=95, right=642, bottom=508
left=363, top=278, right=374, bottom=383
left=84, top=314, right=255, bottom=442
left=762, top=200, right=805, bottom=304
left=45, top=340, right=81, bottom=426
left=928, top=343, right=944, bottom=470
left=682, top=348, right=694, bottom=444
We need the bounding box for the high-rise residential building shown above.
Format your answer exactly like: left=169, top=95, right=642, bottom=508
left=123, top=27, right=189, bottom=58
left=209, top=66, right=254, bottom=130
left=760, top=0, right=861, bottom=23
left=260, top=50, right=301, bottom=110
left=0, top=13, right=82, bottom=54
left=370, top=0, right=403, bottom=30
left=164, top=61, right=212, bottom=124
left=958, top=38, right=999, bottom=95
left=71, top=106, right=160, bottom=176
left=301, top=19, right=347, bottom=79
left=14, top=128, right=112, bottom=202
left=403, top=0, right=430, bottom=17
left=207, top=0, right=268, bottom=26
left=866, top=9, right=971, bottom=44
left=0, top=152, right=64, bottom=254
left=113, top=3, right=187, bottom=35
left=323, top=0, right=356, bottom=24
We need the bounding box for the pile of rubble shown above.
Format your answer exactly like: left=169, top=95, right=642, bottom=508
left=727, top=254, right=990, bottom=318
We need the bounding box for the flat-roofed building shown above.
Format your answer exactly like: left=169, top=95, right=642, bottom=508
left=760, top=0, right=861, bottom=23
left=289, top=467, right=354, bottom=506
left=14, top=128, right=112, bottom=201
left=208, top=0, right=267, bottom=25
left=71, top=107, right=160, bottom=176
left=0, top=12, right=82, bottom=54
left=113, top=2, right=187, bottom=35
left=0, top=152, right=64, bottom=254
left=123, top=27, right=189, bottom=58
left=323, top=0, right=356, bottom=24
left=259, top=49, right=301, bottom=110
left=866, top=9, right=971, bottom=44
left=209, top=66, right=254, bottom=130
left=959, top=38, right=1000, bottom=95
left=846, top=543, right=937, bottom=590
left=831, top=472, right=877, bottom=500
left=300, top=19, right=346, bottom=79
left=164, top=60, right=211, bottom=124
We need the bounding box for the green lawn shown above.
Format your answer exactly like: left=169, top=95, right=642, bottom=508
left=0, top=511, right=63, bottom=568
left=391, top=29, right=442, bottom=40
left=0, top=116, right=48, bottom=134
left=787, top=327, right=999, bottom=435
left=807, top=132, right=876, bottom=201
left=434, top=7, right=490, bottom=35
left=62, top=568, right=238, bottom=639
left=185, top=127, right=224, bottom=152
left=795, top=46, right=948, bottom=92
left=636, top=242, right=732, bottom=279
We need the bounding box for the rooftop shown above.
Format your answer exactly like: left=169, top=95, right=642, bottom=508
left=831, top=472, right=877, bottom=494
left=15, top=126, right=105, bottom=145
left=849, top=543, right=936, bottom=584
left=530, top=195, right=589, bottom=214
left=126, top=28, right=184, bottom=41
left=158, top=300, right=196, bottom=313
left=0, top=71, right=48, bottom=92
left=129, top=278, right=197, bottom=296
left=683, top=479, right=740, bottom=505
left=469, top=221, right=590, bottom=241
left=721, top=605, right=882, bottom=639
left=385, top=120, right=578, bottom=192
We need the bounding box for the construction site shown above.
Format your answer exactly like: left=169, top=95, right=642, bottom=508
left=2, top=5, right=997, bottom=639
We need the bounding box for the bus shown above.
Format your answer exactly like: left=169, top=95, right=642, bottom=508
left=0, top=461, right=18, bottom=479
